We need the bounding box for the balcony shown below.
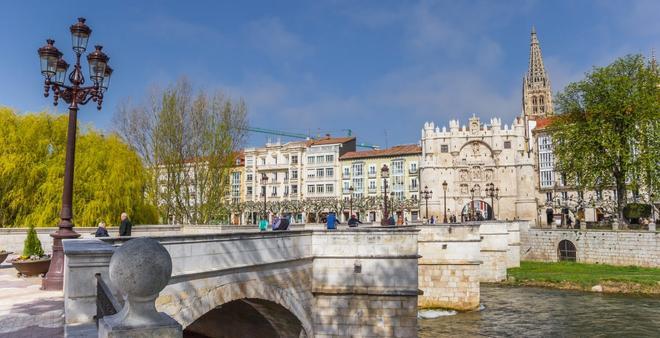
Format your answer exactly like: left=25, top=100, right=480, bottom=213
left=342, top=172, right=350, bottom=179
left=368, top=187, right=377, bottom=194
left=368, top=172, right=377, bottom=178
left=409, top=168, right=418, bottom=174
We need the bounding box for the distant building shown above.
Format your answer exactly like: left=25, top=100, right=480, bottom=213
left=339, top=144, right=421, bottom=222
left=304, top=136, right=356, bottom=201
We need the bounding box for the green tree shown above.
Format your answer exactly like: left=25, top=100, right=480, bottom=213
left=114, top=79, right=247, bottom=224
left=550, top=54, right=660, bottom=225
left=0, top=108, right=158, bottom=228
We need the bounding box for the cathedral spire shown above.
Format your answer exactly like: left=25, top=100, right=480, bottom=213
left=522, top=27, right=553, bottom=118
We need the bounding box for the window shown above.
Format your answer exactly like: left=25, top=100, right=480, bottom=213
left=561, top=192, right=568, bottom=200
left=343, top=166, right=350, bottom=176
left=316, top=168, right=324, bottom=177
left=316, top=184, right=324, bottom=193
left=353, top=163, right=364, bottom=177
left=272, top=187, right=277, bottom=196
left=231, top=172, right=240, bottom=184
left=343, top=181, right=350, bottom=191
left=504, top=141, right=512, bottom=149
left=325, top=155, right=334, bottom=162
left=291, top=155, right=298, bottom=164
left=392, top=160, right=404, bottom=175
left=308, top=156, right=315, bottom=164
left=261, top=186, right=266, bottom=196
left=246, top=174, right=253, bottom=182
left=246, top=186, right=253, bottom=196
left=292, top=185, right=298, bottom=194
left=291, top=170, right=298, bottom=179
left=308, top=185, right=315, bottom=194
left=410, top=178, right=418, bottom=189
left=246, top=156, right=254, bottom=166
left=368, top=165, right=376, bottom=176
left=316, top=155, right=324, bottom=163
left=440, top=145, right=449, bottom=153
left=352, top=178, right=363, bottom=192
left=326, top=168, right=334, bottom=177
left=410, top=162, right=418, bottom=173
left=368, top=180, right=376, bottom=190
left=260, top=157, right=266, bottom=165
left=326, top=184, right=334, bottom=193
left=284, top=186, right=289, bottom=196
left=546, top=192, right=552, bottom=202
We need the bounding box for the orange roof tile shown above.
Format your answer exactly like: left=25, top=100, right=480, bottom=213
left=340, top=144, right=421, bottom=160
left=534, top=117, right=557, bottom=130
left=307, top=136, right=356, bottom=146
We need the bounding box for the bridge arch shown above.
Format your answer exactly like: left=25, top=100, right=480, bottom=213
left=159, top=279, right=313, bottom=338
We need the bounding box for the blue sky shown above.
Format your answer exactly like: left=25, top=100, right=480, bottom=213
left=0, top=0, right=657, bottom=148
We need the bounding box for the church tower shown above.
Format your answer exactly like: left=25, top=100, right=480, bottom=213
left=522, top=27, right=553, bottom=118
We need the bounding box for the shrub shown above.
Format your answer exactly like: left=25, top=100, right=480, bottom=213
left=22, top=224, right=44, bottom=258
left=623, top=203, right=652, bottom=219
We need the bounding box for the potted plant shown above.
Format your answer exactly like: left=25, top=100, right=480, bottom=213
left=0, top=248, right=12, bottom=264
left=11, top=224, right=51, bottom=277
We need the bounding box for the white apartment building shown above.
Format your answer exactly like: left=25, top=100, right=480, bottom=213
left=304, top=137, right=356, bottom=200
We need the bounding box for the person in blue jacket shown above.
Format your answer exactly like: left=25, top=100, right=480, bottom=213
left=326, top=212, right=340, bottom=230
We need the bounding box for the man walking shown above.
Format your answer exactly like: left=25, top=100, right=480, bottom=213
left=119, top=212, right=133, bottom=237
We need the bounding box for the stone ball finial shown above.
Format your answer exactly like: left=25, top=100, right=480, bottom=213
left=109, top=237, right=172, bottom=299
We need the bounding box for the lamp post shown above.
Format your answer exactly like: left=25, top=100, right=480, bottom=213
left=261, top=173, right=268, bottom=221
left=486, top=183, right=499, bottom=220
left=349, top=186, right=354, bottom=220
left=421, top=186, right=432, bottom=221
left=38, top=18, right=111, bottom=290
left=380, top=164, right=389, bottom=225
left=469, top=187, right=475, bottom=221
left=442, top=181, right=448, bottom=223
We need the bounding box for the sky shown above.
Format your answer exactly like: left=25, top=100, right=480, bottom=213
left=0, top=0, right=657, bottom=148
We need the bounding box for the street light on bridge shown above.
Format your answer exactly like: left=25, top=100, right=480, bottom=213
left=380, top=164, right=389, bottom=225
left=38, top=18, right=112, bottom=290
left=421, top=186, right=432, bottom=221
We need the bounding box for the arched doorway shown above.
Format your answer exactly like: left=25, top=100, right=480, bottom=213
left=557, top=240, right=576, bottom=261
left=184, top=298, right=305, bottom=338
left=461, top=200, right=493, bottom=221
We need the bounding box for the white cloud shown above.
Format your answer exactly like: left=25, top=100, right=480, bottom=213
left=245, top=17, right=312, bottom=61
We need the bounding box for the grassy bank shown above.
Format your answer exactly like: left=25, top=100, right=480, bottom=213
left=504, top=261, right=660, bottom=295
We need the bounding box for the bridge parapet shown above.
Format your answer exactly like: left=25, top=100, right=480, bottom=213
left=63, top=227, right=420, bottom=337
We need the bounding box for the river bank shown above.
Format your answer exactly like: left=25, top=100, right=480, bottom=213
left=503, top=261, right=660, bottom=295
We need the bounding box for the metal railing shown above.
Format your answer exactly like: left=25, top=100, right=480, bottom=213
left=95, top=273, right=122, bottom=327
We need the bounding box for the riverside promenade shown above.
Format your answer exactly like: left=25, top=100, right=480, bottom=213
left=0, top=258, right=64, bottom=337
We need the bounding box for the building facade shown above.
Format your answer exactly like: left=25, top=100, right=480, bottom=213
left=339, top=145, right=422, bottom=222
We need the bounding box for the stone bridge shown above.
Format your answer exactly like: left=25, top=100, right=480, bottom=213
left=63, top=228, right=420, bottom=337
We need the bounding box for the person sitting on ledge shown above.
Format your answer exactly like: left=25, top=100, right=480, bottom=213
left=95, top=221, right=109, bottom=237
left=348, top=214, right=362, bottom=227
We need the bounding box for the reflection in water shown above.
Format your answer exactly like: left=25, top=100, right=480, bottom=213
left=418, top=285, right=660, bottom=337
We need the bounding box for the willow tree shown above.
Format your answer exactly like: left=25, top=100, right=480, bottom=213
left=0, top=108, right=157, bottom=228
left=549, top=54, right=660, bottom=224
left=114, top=79, right=248, bottom=224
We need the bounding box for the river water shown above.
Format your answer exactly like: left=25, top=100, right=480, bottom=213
left=418, top=285, right=660, bottom=337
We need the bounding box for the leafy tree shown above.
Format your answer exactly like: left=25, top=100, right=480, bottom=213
left=114, top=78, right=247, bottom=224
left=550, top=54, right=659, bottom=224
left=0, top=108, right=157, bottom=228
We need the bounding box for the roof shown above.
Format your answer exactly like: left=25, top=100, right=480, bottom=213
left=232, top=150, right=245, bottom=167
left=307, top=136, right=355, bottom=146
left=534, top=116, right=557, bottom=130
left=340, top=144, right=421, bottom=160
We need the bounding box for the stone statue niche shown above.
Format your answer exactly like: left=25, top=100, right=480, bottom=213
left=471, top=166, right=482, bottom=180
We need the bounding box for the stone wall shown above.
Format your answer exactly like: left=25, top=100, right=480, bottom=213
left=417, top=224, right=481, bottom=311
left=0, top=225, right=182, bottom=254
left=507, top=221, right=523, bottom=268
left=521, top=228, right=660, bottom=268
left=479, top=221, right=509, bottom=282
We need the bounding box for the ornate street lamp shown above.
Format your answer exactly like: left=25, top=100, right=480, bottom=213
left=442, top=181, right=448, bottom=223
left=486, top=183, right=499, bottom=220
left=421, top=186, right=432, bottom=221
left=261, top=173, right=268, bottom=220
left=470, top=187, right=475, bottom=221
left=38, top=18, right=111, bottom=290
left=380, top=164, right=389, bottom=225
left=349, top=186, right=354, bottom=220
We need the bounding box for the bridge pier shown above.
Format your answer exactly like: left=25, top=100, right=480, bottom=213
left=417, top=224, right=481, bottom=311
left=479, top=221, right=510, bottom=282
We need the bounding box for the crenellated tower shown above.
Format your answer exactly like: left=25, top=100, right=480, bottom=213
left=522, top=27, right=553, bottom=118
